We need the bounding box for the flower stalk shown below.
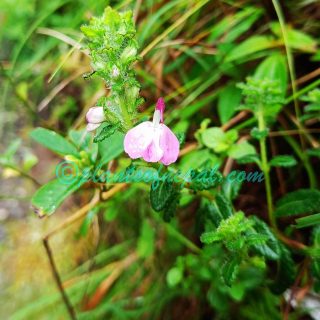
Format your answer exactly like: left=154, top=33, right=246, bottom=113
left=81, top=7, right=143, bottom=132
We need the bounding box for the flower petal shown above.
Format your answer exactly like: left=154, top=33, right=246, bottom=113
left=124, top=122, right=154, bottom=159
left=142, top=128, right=164, bottom=162
left=86, top=107, right=105, bottom=124
left=159, top=124, right=180, bottom=165
left=86, top=123, right=101, bottom=131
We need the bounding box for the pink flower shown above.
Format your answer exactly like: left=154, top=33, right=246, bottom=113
left=86, top=107, right=105, bottom=131
left=124, top=98, right=179, bottom=165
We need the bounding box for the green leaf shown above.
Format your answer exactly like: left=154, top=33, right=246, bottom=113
left=68, top=129, right=91, bottom=150
left=166, top=267, right=183, bottom=287
left=137, top=220, right=155, bottom=258
left=221, top=178, right=243, bottom=201
left=250, top=127, right=269, bottom=140
left=307, top=148, right=320, bottom=158
left=78, top=209, right=98, bottom=237
left=31, top=178, right=85, bottom=217
left=162, top=190, right=180, bottom=222
left=93, top=123, right=121, bottom=143
left=190, top=168, right=222, bottom=191
left=200, top=231, right=222, bottom=244
left=270, top=22, right=317, bottom=53
left=200, top=200, right=223, bottom=228
left=275, top=189, right=320, bottom=217
left=253, top=54, right=287, bottom=97
left=227, top=141, right=256, bottom=160
left=225, top=36, right=275, bottom=62
left=250, top=216, right=279, bottom=260
left=98, top=131, right=124, bottom=166
left=245, top=233, right=269, bottom=246
left=201, top=127, right=238, bottom=153
left=270, top=243, right=296, bottom=294
left=150, top=180, right=174, bottom=212
left=311, top=227, right=320, bottom=280
left=218, top=83, right=242, bottom=124
left=269, top=155, right=297, bottom=167
left=215, top=194, right=233, bottom=219
left=295, top=213, right=320, bottom=229
left=30, top=127, right=80, bottom=157
left=221, top=256, right=240, bottom=286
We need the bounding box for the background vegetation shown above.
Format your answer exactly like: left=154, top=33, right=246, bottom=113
left=0, top=0, right=320, bottom=319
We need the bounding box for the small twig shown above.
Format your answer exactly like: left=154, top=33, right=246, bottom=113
left=43, top=238, right=77, bottom=320
left=83, top=253, right=138, bottom=310
left=179, top=142, right=197, bottom=157
left=44, top=190, right=100, bottom=239
left=295, top=67, right=320, bottom=86
left=221, top=111, right=249, bottom=131
left=38, top=68, right=89, bottom=112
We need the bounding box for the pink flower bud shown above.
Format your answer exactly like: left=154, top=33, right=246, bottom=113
left=156, top=97, right=165, bottom=123
left=86, top=107, right=105, bottom=131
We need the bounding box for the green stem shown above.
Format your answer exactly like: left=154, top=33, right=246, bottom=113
left=165, top=223, right=201, bottom=254
left=257, top=109, right=275, bottom=229
left=283, top=133, right=317, bottom=188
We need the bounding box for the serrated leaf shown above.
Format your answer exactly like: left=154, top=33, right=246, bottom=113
left=93, top=123, right=121, bottom=142
left=250, top=216, right=279, bottom=260
left=221, top=178, right=243, bottom=201
left=221, top=256, right=240, bottom=287
left=150, top=180, right=174, bottom=212
left=275, top=189, right=320, bottom=217
left=30, top=127, right=80, bottom=158
left=191, top=168, right=222, bottom=191
left=200, top=231, right=222, bottom=244
left=200, top=200, right=223, bottom=228
left=270, top=155, right=297, bottom=167
left=245, top=233, right=269, bottom=246
left=216, top=194, right=233, bottom=219
left=162, top=191, right=180, bottom=222
left=253, top=54, right=287, bottom=97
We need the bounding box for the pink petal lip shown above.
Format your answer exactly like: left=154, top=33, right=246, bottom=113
left=86, top=107, right=105, bottom=124
left=124, top=122, right=180, bottom=165
left=124, top=122, right=155, bottom=159
left=159, top=124, right=179, bottom=165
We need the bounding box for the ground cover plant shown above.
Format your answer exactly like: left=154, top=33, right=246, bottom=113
left=0, top=0, right=320, bottom=319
